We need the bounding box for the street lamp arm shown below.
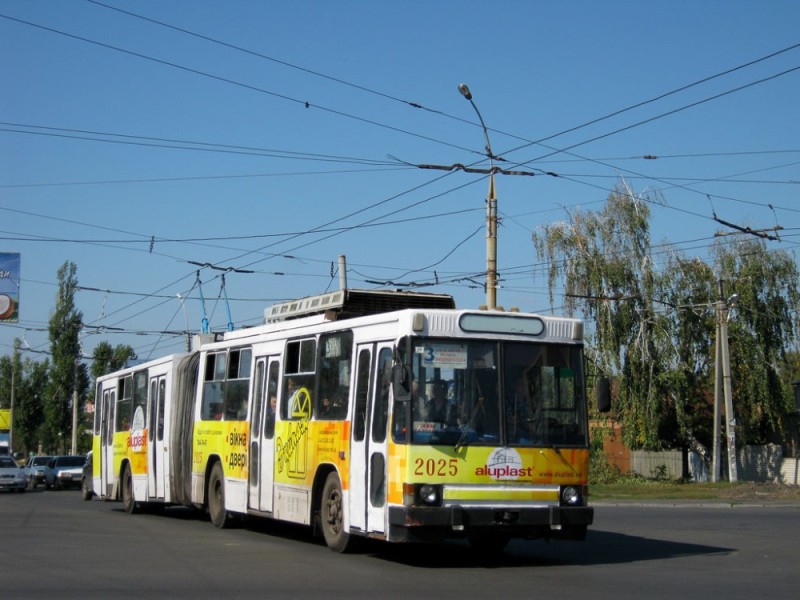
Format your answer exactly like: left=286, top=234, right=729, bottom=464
left=458, top=82, right=498, bottom=163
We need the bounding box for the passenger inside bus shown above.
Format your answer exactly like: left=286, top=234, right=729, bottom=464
left=265, top=394, right=277, bottom=436
left=425, top=380, right=455, bottom=426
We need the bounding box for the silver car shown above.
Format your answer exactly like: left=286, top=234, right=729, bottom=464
left=24, top=455, right=52, bottom=489
left=45, top=455, right=86, bottom=490
left=0, top=455, right=27, bottom=493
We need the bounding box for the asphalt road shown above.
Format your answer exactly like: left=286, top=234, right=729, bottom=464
left=2, top=488, right=799, bottom=599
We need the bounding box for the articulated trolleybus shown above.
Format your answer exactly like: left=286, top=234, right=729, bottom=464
left=93, top=289, right=597, bottom=552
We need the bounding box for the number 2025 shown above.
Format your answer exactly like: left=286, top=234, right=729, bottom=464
left=414, top=458, right=458, bottom=477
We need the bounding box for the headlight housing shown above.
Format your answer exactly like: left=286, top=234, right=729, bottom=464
left=560, top=485, right=586, bottom=506
left=403, top=483, right=443, bottom=507
left=418, top=484, right=441, bottom=506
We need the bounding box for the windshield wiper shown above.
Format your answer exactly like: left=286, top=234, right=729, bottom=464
left=454, top=425, right=472, bottom=451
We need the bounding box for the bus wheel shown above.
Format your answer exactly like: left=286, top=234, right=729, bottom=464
left=208, top=462, right=229, bottom=529
left=81, top=476, right=93, bottom=501
left=320, top=472, right=352, bottom=553
left=122, top=465, right=139, bottom=514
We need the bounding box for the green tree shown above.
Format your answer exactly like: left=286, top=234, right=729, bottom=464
left=44, top=261, right=88, bottom=453
left=532, top=183, right=800, bottom=456
left=713, top=237, right=800, bottom=445
left=0, top=343, right=50, bottom=454
left=90, top=341, right=136, bottom=380
left=533, top=184, right=678, bottom=449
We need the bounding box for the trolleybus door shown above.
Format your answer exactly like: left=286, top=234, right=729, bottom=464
left=349, top=343, right=391, bottom=536
left=147, top=375, right=167, bottom=498
left=249, top=356, right=279, bottom=513
left=100, top=385, right=115, bottom=497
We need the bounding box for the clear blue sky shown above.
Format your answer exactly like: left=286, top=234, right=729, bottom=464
left=1, top=0, right=799, bottom=364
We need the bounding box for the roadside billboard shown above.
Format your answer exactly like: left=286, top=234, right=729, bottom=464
left=0, top=253, right=20, bottom=322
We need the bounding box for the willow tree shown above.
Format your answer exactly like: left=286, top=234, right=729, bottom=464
left=533, top=183, right=800, bottom=454
left=713, top=237, right=800, bottom=445
left=533, top=184, right=679, bottom=449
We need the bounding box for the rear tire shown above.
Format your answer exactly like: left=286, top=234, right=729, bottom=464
left=208, top=462, right=229, bottom=528
left=122, top=465, right=138, bottom=514
left=320, top=472, right=354, bottom=553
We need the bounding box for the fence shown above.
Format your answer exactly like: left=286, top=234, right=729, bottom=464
left=623, top=445, right=800, bottom=485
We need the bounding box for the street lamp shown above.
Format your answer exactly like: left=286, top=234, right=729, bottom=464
left=459, top=83, right=498, bottom=310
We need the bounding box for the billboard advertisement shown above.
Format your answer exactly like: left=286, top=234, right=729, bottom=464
left=0, top=253, right=20, bottom=322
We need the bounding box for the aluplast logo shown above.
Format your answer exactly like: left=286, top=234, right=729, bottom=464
left=475, top=448, right=533, bottom=480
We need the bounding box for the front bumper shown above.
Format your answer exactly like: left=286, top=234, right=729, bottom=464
left=56, top=471, right=82, bottom=487
left=0, top=479, right=27, bottom=491
left=388, top=504, right=593, bottom=543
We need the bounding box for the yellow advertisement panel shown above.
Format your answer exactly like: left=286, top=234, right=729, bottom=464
left=113, top=430, right=148, bottom=475
left=274, top=419, right=350, bottom=488
left=387, top=443, right=589, bottom=504
left=193, top=420, right=250, bottom=479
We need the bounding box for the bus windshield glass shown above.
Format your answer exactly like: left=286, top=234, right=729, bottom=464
left=397, top=339, right=587, bottom=448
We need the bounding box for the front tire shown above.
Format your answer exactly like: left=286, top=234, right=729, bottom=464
left=320, top=472, right=354, bottom=553
left=121, top=465, right=138, bottom=514
left=208, top=462, right=229, bottom=528
left=81, top=477, right=93, bottom=501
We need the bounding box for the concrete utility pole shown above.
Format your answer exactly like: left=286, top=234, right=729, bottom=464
left=712, top=317, right=721, bottom=482
left=714, top=280, right=738, bottom=482
left=71, top=359, right=79, bottom=456
left=9, top=368, right=14, bottom=455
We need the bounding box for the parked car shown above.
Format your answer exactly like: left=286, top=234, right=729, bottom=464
left=0, top=455, right=27, bottom=493
left=45, top=455, right=86, bottom=490
left=81, top=451, right=94, bottom=501
left=24, top=455, right=53, bottom=489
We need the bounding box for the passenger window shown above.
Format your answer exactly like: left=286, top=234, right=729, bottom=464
left=316, top=331, right=352, bottom=420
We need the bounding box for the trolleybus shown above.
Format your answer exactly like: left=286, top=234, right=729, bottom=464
left=92, top=289, right=604, bottom=552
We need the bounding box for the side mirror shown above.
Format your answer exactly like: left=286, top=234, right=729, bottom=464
left=597, top=377, right=611, bottom=413
left=392, top=363, right=411, bottom=398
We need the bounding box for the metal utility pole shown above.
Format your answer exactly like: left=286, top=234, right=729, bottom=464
left=459, top=83, right=498, bottom=310
left=714, top=280, right=738, bottom=482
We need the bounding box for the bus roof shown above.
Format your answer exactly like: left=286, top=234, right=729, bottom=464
left=264, top=288, right=455, bottom=323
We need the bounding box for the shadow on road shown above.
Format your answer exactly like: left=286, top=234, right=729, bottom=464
left=365, top=529, right=733, bottom=569
left=107, top=503, right=733, bottom=568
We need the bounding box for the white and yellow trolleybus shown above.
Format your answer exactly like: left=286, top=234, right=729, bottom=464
left=93, top=289, right=604, bottom=552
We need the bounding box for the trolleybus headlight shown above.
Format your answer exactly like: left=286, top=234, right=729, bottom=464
left=561, top=485, right=583, bottom=506
left=418, top=484, right=441, bottom=506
